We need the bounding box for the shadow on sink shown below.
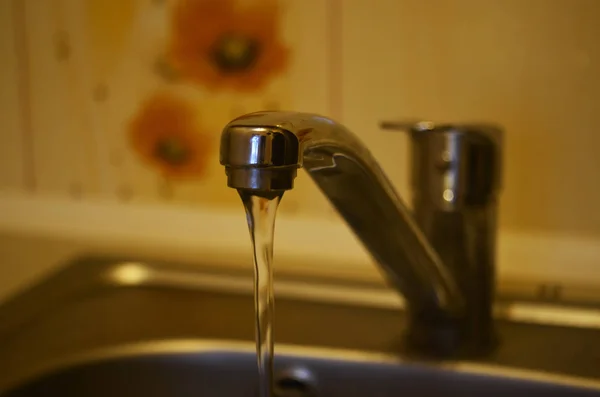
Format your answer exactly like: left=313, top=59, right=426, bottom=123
left=3, top=340, right=600, bottom=397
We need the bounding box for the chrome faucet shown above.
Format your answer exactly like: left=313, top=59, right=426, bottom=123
left=220, top=111, right=502, bottom=357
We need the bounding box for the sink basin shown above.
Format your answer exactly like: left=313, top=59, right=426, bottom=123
left=0, top=257, right=599, bottom=396
left=4, top=340, right=600, bottom=397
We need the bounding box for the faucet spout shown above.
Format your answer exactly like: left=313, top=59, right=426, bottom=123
left=220, top=111, right=501, bottom=356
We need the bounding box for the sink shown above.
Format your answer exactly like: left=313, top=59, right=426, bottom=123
left=1, top=257, right=599, bottom=396
left=4, top=340, right=600, bottom=397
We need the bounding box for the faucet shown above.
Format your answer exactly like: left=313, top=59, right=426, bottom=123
left=220, top=111, right=502, bottom=357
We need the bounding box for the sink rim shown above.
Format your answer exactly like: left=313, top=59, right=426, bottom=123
left=5, top=338, right=600, bottom=395
left=3, top=257, right=599, bottom=344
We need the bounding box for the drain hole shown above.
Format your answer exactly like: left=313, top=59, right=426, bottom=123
left=274, top=367, right=317, bottom=397
left=277, top=377, right=309, bottom=393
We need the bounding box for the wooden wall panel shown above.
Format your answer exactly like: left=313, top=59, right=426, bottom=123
left=0, top=0, right=25, bottom=191
left=24, top=0, right=98, bottom=197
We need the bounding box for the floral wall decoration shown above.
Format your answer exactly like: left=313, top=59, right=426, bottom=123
left=127, top=0, right=290, bottom=189
left=128, top=90, right=212, bottom=180
left=5, top=0, right=330, bottom=214
left=168, top=0, right=290, bottom=92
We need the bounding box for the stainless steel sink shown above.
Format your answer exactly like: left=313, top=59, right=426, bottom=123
left=1, top=257, right=599, bottom=396
left=4, top=340, right=600, bottom=397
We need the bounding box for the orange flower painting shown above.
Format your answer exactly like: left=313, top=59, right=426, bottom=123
left=168, top=0, right=289, bottom=92
left=129, top=92, right=212, bottom=179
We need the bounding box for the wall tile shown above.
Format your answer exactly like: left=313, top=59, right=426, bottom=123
left=341, top=0, right=600, bottom=236
left=6, top=0, right=600, bottom=238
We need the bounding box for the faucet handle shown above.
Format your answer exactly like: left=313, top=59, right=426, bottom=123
left=380, top=120, right=501, bottom=140
left=379, top=120, right=439, bottom=133
left=380, top=120, right=503, bottom=209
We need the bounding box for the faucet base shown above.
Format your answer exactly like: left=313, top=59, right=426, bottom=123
left=404, top=310, right=498, bottom=358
